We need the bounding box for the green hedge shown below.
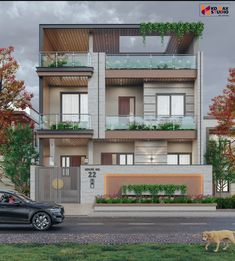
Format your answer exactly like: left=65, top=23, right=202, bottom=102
left=96, top=195, right=235, bottom=208
left=215, top=196, right=235, bottom=209
left=128, top=122, right=182, bottom=131
left=122, top=184, right=187, bottom=197
left=95, top=196, right=216, bottom=204
left=50, top=122, right=85, bottom=130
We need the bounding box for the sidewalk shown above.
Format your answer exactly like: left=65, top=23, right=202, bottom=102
left=63, top=204, right=235, bottom=217
left=90, top=210, right=235, bottom=217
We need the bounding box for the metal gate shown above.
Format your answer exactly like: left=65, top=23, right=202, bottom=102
left=35, top=167, right=80, bottom=203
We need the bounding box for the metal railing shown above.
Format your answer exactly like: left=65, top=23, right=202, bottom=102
left=106, top=55, right=196, bottom=70
left=39, top=52, right=92, bottom=67
left=106, top=115, right=196, bottom=130
left=39, top=114, right=92, bottom=130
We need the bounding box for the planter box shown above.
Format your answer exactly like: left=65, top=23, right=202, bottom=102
left=123, top=190, right=183, bottom=196
left=94, top=203, right=217, bottom=212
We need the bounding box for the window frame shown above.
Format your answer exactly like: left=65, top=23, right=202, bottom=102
left=156, top=93, right=185, bottom=116
left=60, top=92, right=88, bottom=121
left=216, top=180, right=230, bottom=193
left=167, top=153, right=192, bottom=165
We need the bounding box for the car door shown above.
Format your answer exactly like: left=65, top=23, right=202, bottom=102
left=0, top=193, right=30, bottom=223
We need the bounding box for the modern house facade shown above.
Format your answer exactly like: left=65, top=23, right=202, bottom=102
left=33, top=24, right=212, bottom=204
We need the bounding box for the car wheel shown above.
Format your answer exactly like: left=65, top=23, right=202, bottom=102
left=31, top=212, right=52, bottom=231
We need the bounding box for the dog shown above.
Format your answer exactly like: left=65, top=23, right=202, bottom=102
left=202, top=230, right=235, bottom=252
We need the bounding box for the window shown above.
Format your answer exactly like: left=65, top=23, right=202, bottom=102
left=167, top=154, right=178, bottom=165
left=119, top=154, right=134, bottom=165
left=101, top=153, right=134, bottom=165
left=216, top=180, right=229, bottom=193
left=179, top=154, right=191, bottom=165
left=61, top=93, right=88, bottom=121
left=156, top=94, right=184, bottom=116
left=167, top=154, right=191, bottom=165
left=61, top=155, right=86, bottom=176
left=0, top=192, right=19, bottom=204
left=61, top=156, right=71, bottom=176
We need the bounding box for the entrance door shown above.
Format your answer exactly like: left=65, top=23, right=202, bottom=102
left=61, top=155, right=86, bottom=189
left=118, top=97, right=135, bottom=116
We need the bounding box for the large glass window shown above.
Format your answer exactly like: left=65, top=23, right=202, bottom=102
left=171, top=95, right=184, bottom=116
left=157, top=94, right=184, bottom=116
left=167, top=153, right=191, bottom=165
left=61, top=93, right=88, bottom=121
left=157, top=95, right=170, bottom=116
left=167, top=154, right=178, bottom=165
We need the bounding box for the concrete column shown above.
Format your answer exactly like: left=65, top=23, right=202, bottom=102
left=30, top=165, right=36, bottom=200
left=89, top=33, right=93, bottom=53
left=193, top=51, right=203, bottom=164
left=88, top=53, right=98, bottom=138
left=49, top=139, right=55, bottom=166
left=88, top=52, right=106, bottom=139
left=98, top=53, right=106, bottom=139
left=88, top=140, right=94, bottom=164
left=39, top=139, right=44, bottom=165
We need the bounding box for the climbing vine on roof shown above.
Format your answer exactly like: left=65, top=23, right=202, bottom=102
left=140, top=22, right=204, bottom=44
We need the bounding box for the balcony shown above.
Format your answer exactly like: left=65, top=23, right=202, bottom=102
left=105, top=115, right=196, bottom=140
left=37, top=52, right=93, bottom=77
left=39, top=52, right=92, bottom=67
left=106, top=55, right=196, bottom=70
left=37, top=114, right=93, bottom=138
left=105, top=54, right=197, bottom=80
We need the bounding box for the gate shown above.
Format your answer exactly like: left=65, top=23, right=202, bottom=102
left=35, top=167, right=80, bottom=203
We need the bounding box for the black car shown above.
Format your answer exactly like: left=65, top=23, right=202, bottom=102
left=0, top=189, right=64, bottom=231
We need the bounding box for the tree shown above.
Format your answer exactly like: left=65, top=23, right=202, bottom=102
left=0, top=46, right=33, bottom=139
left=205, top=138, right=235, bottom=195
left=0, top=124, right=38, bottom=194
left=209, top=68, right=235, bottom=162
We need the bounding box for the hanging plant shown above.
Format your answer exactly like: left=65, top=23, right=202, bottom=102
left=140, top=22, right=204, bottom=44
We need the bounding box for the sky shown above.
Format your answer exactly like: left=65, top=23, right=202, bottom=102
left=0, top=1, right=234, bottom=115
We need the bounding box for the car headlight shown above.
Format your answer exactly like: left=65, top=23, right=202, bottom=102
left=49, top=208, right=61, bottom=213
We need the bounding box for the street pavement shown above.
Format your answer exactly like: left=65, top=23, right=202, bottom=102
left=0, top=216, right=235, bottom=244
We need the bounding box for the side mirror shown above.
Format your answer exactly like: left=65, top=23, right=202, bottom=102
left=14, top=201, right=23, bottom=206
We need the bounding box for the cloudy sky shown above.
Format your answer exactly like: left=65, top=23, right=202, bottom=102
left=0, top=1, right=234, bottom=115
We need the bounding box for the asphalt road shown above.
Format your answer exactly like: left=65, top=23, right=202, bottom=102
left=0, top=216, right=235, bottom=244
left=1, top=216, right=235, bottom=234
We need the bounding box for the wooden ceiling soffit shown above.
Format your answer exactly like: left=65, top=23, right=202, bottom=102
left=47, top=76, right=88, bottom=87
left=44, top=28, right=89, bottom=52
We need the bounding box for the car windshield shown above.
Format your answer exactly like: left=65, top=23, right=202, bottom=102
left=16, top=193, right=33, bottom=203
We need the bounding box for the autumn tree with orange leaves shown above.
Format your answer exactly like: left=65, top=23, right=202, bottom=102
left=0, top=46, right=33, bottom=140
left=209, top=68, right=235, bottom=163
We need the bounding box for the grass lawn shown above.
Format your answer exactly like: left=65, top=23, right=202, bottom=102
left=0, top=243, right=234, bottom=261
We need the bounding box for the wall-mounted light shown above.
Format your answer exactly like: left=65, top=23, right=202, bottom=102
left=90, top=178, right=95, bottom=189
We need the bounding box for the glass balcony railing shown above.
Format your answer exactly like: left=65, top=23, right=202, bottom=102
left=106, top=55, right=196, bottom=70
left=39, top=52, right=92, bottom=67
left=39, top=114, right=92, bottom=130
left=106, top=115, right=196, bottom=131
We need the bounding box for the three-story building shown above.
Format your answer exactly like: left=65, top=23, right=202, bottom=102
left=34, top=24, right=212, bottom=204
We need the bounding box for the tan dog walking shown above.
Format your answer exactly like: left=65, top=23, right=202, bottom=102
left=202, top=230, right=235, bottom=252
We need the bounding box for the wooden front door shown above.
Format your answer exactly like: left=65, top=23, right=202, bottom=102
left=118, top=97, right=135, bottom=116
